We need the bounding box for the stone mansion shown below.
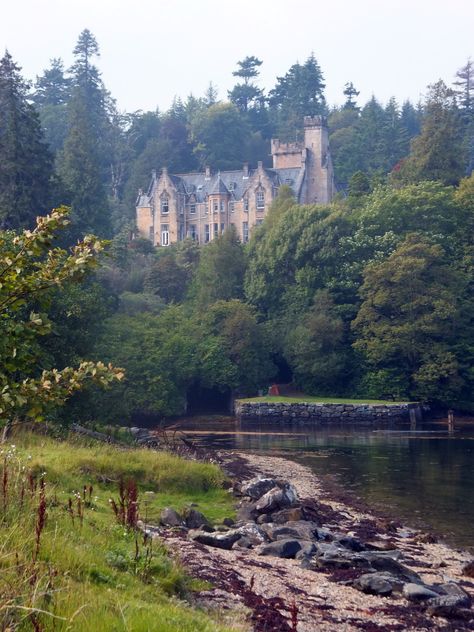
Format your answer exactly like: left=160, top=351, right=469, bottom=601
left=136, top=116, right=335, bottom=247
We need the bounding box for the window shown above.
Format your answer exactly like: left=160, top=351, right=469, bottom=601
left=213, top=222, right=219, bottom=238
left=161, top=224, right=170, bottom=246
left=242, top=221, right=249, bottom=243
left=229, top=201, right=235, bottom=213
left=160, top=194, right=169, bottom=214
left=244, top=197, right=249, bottom=211
left=228, top=182, right=235, bottom=192
left=221, top=223, right=225, bottom=233
left=190, top=224, right=197, bottom=240
left=190, top=203, right=196, bottom=214
left=256, top=189, right=265, bottom=209
left=220, top=200, right=225, bottom=212
left=213, top=200, right=218, bottom=212
left=205, top=224, right=210, bottom=243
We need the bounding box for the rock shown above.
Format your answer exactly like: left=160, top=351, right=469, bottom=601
left=240, top=477, right=278, bottom=500
left=237, top=523, right=268, bottom=545
left=256, top=513, right=273, bottom=524
left=189, top=529, right=242, bottom=550
left=353, top=573, right=396, bottom=596
left=437, top=582, right=471, bottom=605
left=184, top=508, right=210, bottom=529
left=462, top=560, right=474, bottom=578
left=223, top=517, right=235, bottom=527
left=159, top=507, right=183, bottom=527
left=426, top=595, right=473, bottom=619
left=403, top=583, right=440, bottom=601
left=335, top=534, right=366, bottom=552
left=255, top=483, right=298, bottom=514
left=257, top=539, right=303, bottom=559
left=362, top=553, right=422, bottom=584
left=262, top=520, right=318, bottom=542
left=232, top=536, right=252, bottom=549
left=270, top=507, right=303, bottom=523
left=295, top=541, right=317, bottom=560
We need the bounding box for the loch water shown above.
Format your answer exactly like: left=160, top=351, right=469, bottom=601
left=168, top=416, right=474, bottom=551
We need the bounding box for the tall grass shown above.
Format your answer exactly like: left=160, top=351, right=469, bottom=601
left=0, top=435, right=239, bottom=632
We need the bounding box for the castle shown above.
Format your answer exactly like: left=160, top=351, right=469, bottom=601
left=136, top=116, right=335, bottom=247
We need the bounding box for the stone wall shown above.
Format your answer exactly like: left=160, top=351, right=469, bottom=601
left=235, top=400, right=423, bottom=423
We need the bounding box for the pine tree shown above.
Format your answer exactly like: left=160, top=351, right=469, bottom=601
left=343, top=82, right=360, bottom=109
left=228, top=56, right=264, bottom=113
left=0, top=52, right=54, bottom=229
left=453, top=59, right=474, bottom=174
left=58, top=31, right=110, bottom=239
left=395, top=81, right=466, bottom=185
left=33, top=58, right=71, bottom=153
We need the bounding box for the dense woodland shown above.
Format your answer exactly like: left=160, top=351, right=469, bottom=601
left=1, top=29, right=474, bottom=427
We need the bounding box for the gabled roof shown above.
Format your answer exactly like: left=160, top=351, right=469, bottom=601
left=208, top=172, right=230, bottom=195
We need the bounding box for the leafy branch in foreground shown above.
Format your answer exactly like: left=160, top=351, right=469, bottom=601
left=0, top=207, right=124, bottom=438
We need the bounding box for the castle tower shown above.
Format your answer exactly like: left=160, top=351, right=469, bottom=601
left=303, top=115, right=335, bottom=204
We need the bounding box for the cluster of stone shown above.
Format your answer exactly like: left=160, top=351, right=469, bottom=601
left=235, top=401, right=419, bottom=423
left=159, top=476, right=473, bottom=623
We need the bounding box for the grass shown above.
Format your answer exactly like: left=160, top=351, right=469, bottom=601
left=0, top=432, right=241, bottom=632
left=238, top=395, right=413, bottom=405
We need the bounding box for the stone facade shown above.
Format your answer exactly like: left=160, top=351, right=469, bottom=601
left=136, top=116, right=335, bottom=247
left=235, top=401, right=424, bottom=424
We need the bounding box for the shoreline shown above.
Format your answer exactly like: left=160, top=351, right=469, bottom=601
left=150, top=449, right=474, bottom=631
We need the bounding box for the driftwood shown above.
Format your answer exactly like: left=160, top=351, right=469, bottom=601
left=71, top=423, right=123, bottom=444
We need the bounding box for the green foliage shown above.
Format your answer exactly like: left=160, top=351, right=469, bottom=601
left=393, top=81, right=466, bottom=186
left=352, top=234, right=465, bottom=401
left=0, top=434, right=236, bottom=631
left=0, top=208, right=123, bottom=432
left=0, top=52, right=54, bottom=230
left=191, top=227, right=245, bottom=307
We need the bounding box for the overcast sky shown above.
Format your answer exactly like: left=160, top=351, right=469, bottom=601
left=1, top=0, right=473, bottom=113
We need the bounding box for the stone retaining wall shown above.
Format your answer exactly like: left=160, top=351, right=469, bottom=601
left=235, top=400, right=423, bottom=423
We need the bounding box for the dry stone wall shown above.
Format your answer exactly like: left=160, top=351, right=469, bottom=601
left=235, top=401, right=422, bottom=423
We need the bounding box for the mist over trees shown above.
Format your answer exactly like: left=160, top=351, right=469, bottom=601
left=1, top=30, right=473, bottom=424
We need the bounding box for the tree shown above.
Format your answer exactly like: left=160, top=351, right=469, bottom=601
left=58, top=30, right=111, bottom=239
left=343, top=82, right=360, bottom=109
left=191, top=227, right=246, bottom=306
left=453, top=59, right=474, bottom=175
left=190, top=102, right=250, bottom=170
left=352, top=234, right=465, bottom=401
left=228, top=56, right=264, bottom=113
left=269, top=53, right=326, bottom=139
left=0, top=52, right=54, bottom=229
left=284, top=290, right=349, bottom=394
left=33, top=58, right=71, bottom=154
left=393, top=81, right=466, bottom=185
left=0, top=207, right=123, bottom=438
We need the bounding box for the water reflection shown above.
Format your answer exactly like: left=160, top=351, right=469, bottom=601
left=167, top=416, right=474, bottom=550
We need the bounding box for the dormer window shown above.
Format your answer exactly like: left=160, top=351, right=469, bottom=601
left=229, top=182, right=235, bottom=192
left=244, top=197, right=249, bottom=211
left=160, top=193, right=169, bottom=214
left=256, top=189, right=265, bottom=210
left=190, top=203, right=196, bottom=214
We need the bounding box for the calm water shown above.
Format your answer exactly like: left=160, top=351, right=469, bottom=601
left=168, top=416, right=474, bottom=551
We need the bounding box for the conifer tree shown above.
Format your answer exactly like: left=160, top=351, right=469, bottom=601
left=33, top=58, right=71, bottom=153
left=0, top=52, right=54, bottom=229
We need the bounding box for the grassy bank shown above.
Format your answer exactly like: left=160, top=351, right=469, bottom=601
left=0, top=433, right=239, bottom=632
left=238, top=395, right=412, bottom=405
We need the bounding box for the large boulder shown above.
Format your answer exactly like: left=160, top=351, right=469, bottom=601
left=184, top=508, right=210, bottom=529
left=255, top=483, right=298, bottom=514
left=189, top=529, right=242, bottom=550
left=353, top=572, right=401, bottom=596
left=240, top=477, right=278, bottom=500
left=160, top=507, right=183, bottom=527
left=269, top=507, right=304, bottom=524
left=426, top=594, right=473, bottom=618
left=261, top=521, right=318, bottom=542
left=403, top=583, right=439, bottom=601
left=257, top=539, right=304, bottom=559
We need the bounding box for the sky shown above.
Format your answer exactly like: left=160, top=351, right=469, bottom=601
left=1, top=0, right=473, bottom=113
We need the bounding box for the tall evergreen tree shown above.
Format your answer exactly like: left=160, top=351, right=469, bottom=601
left=0, top=52, right=54, bottom=229
left=228, top=56, right=264, bottom=113
left=394, top=81, right=466, bottom=185
left=33, top=58, right=71, bottom=153
left=269, top=53, right=326, bottom=139
left=58, top=31, right=110, bottom=239
left=453, top=59, right=474, bottom=174
left=343, top=82, right=360, bottom=109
